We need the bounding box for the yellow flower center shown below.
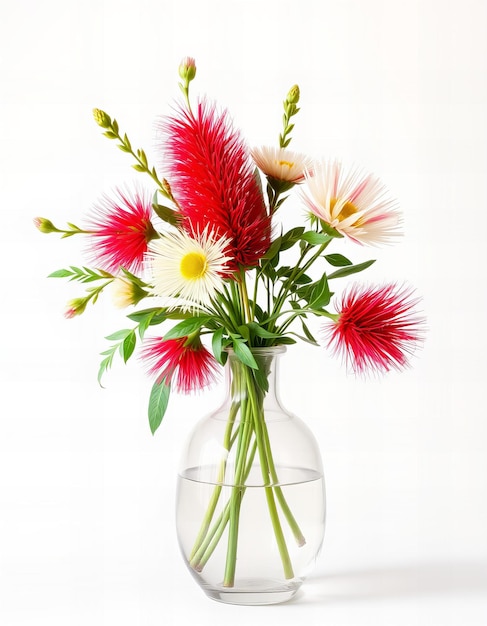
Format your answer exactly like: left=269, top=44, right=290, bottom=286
left=330, top=198, right=360, bottom=223
left=277, top=159, right=294, bottom=169
left=180, top=252, right=208, bottom=280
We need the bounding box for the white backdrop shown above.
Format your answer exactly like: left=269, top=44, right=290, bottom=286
left=1, top=1, right=486, bottom=624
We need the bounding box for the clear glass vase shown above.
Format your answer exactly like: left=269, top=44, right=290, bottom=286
left=176, top=347, right=326, bottom=605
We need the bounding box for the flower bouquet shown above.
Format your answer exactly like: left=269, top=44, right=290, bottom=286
left=36, top=58, right=425, bottom=604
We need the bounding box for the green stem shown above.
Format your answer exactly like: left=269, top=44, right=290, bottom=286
left=244, top=368, right=294, bottom=580
left=223, top=386, right=254, bottom=586
left=188, top=400, right=239, bottom=562
left=191, top=439, right=257, bottom=571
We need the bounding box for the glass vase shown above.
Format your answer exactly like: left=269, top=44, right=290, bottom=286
left=176, top=346, right=326, bottom=605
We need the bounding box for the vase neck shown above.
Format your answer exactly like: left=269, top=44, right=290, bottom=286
left=224, top=347, right=286, bottom=415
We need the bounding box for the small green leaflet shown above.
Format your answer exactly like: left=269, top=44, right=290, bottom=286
left=48, top=266, right=112, bottom=283
left=148, top=380, right=171, bottom=435
left=324, top=253, right=352, bottom=267
left=300, top=231, right=331, bottom=245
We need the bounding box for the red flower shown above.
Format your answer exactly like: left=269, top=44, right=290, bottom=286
left=140, top=336, right=219, bottom=393
left=159, top=101, right=271, bottom=270
left=87, top=187, right=156, bottom=273
left=324, top=284, right=425, bottom=375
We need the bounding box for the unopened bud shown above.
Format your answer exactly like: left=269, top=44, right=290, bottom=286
left=286, top=84, right=300, bottom=105
left=112, top=278, right=147, bottom=308
left=34, top=217, right=58, bottom=234
left=93, top=108, right=111, bottom=128
left=64, top=298, right=87, bottom=319
left=178, top=57, right=197, bottom=83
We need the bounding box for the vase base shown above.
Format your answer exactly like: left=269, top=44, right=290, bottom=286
left=203, top=578, right=302, bottom=606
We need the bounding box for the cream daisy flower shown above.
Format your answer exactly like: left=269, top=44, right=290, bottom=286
left=251, top=146, right=312, bottom=184
left=301, top=160, right=402, bottom=246
left=148, top=228, right=231, bottom=310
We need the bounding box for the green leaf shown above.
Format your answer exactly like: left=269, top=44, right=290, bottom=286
left=300, top=231, right=332, bottom=245
left=211, top=327, right=225, bottom=364
left=103, top=131, right=117, bottom=139
left=148, top=380, right=171, bottom=435
left=152, top=203, right=180, bottom=226
left=97, top=355, right=113, bottom=387
left=320, top=222, right=344, bottom=238
left=237, top=324, right=251, bottom=342
left=231, top=338, right=258, bottom=369
left=105, top=328, right=132, bottom=341
left=127, top=307, right=167, bottom=324
left=328, top=259, right=375, bottom=279
left=246, top=322, right=282, bottom=340
left=324, top=253, right=352, bottom=267
left=122, top=331, right=136, bottom=363
left=132, top=164, right=146, bottom=172
left=48, top=268, right=74, bottom=278
left=280, top=226, right=305, bottom=250
left=300, top=319, right=319, bottom=345
left=275, top=336, right=297, bottom=345
left=309, top=274, right=331, bottom=309
left=261, top=236, right=282, bottom=260
left=163, top=316, right=213, bottom=340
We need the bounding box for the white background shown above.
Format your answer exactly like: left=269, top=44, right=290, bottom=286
left=1, top=0, right=487, bottom=624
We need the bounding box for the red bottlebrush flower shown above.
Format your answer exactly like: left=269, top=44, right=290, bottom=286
left=87, top=187, right=156, bottom=273
left=324, top=283, right=425, bottom=375
left=140, top=336, right=220, bottom=393
left=159, top=101, right=271, bottom=270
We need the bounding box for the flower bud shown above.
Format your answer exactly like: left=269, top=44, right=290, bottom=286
left=33, top=217, right=58, bottom=234
left=64, top=298, right=87, bottom=319
left=178, top=57, right=197, bottom=83
left=286, top=84, right=300, bottom=105
left=93, top=108, right=111, bottom=128
left=111, top=277, right=147, bottom=308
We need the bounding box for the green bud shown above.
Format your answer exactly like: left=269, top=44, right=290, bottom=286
left=178, top=57, right=197, bottom=83
left=33, top=217, right=58, bottom=234
left=64, top=298, right=87, bottom=319
left=93, top=108, right=111, bottom=128
left=286, top=84, right=300, bottom=105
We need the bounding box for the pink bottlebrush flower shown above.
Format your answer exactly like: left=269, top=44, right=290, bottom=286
left=159, top=101, right=271, bottom=270
left=140, top=335, right=220, bottom=393
left=301, top=160, right=401, bottom=246
left=324, top=283, right=425, bottom=375
left=87, top=187, right=156, bottom=273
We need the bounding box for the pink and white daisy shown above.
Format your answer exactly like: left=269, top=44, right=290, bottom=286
left=301, top=160, right=401, bottom=245
left=140, top=335, right=219, bottom=393
left=250, top=146, right=312, bottom=185
left=87, top=187, right=156, bottom=273
left=324, top=283, right=425, bottom=375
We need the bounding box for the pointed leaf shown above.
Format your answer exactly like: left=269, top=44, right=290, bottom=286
left=148, top=380, right=171, bottom=435
left=211, top=327, right=225, bottom=364
left=163, top=316, right=213, bottom=340
left=328, top=259, right=375, bottom=279
left=300, top=231, right=332, bottom=245
left=324, top=253, right=352, bottom=267
left=231, top=338, right=258, bottom=370
left=122, top=331, right=136, bottom=363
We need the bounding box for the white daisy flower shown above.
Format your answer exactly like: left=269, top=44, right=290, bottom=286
left=148, top=228, right=231, bottom=310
